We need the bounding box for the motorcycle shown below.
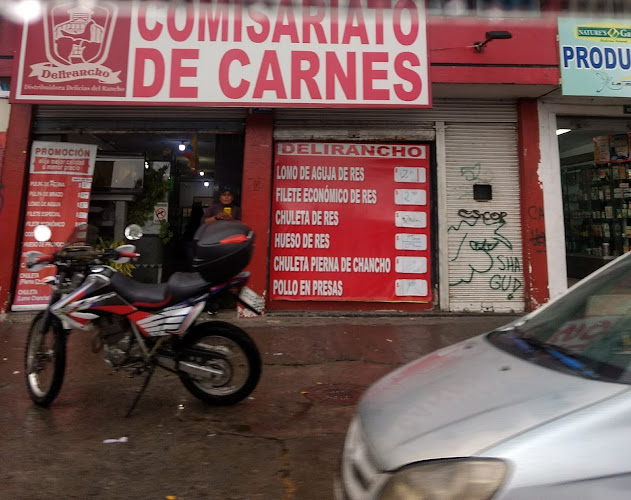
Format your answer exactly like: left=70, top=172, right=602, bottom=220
left=23, top=221, right=262, bottom=416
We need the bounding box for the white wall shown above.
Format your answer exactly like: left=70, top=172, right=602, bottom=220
left=538, top=101, right=568, bottom=301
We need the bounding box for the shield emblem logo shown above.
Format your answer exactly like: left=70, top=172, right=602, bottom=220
left=43, top=1, right=118, bottom=67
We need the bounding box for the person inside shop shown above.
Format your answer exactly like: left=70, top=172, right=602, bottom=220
left=201, top=185, right=241, bottom=224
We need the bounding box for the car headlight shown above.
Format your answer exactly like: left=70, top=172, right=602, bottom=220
left=378, top=458, right=507, bottom=500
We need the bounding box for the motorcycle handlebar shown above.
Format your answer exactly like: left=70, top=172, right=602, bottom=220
left=118, top=251, right=140, bottom=259
left=101, top=248, right=141, bottom=261
left=25, top=253, right=54, bottom=269
left=27, top=248, right=141, bottom=268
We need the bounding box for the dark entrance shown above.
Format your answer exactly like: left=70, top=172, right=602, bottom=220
left=31, top=106, right=246, bottom=282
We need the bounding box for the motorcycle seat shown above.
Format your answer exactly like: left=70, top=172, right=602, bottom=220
left=110, top=272, right=212, bottom=310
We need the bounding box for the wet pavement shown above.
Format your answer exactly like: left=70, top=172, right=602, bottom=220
left=1, top=312, right=518, bottom=500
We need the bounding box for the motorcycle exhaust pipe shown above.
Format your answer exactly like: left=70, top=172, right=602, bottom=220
left=155, top=355, right=223, bottom=379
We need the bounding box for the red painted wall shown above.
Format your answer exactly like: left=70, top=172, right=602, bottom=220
left=0, top=18, right=18, bottom=76
left=518, top=99, right=549, bottom=310
left=241, top=112, right=274, bottom=311
left=429, top=18, right=559, bottom=65
left=427, top=18, right=560, bottom=85
left=0, top=104, right=32, bottom=314
left=0, top=18, right=18, bottom=53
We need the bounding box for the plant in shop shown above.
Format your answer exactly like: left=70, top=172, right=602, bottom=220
left=159, top=219, right=174, bottom=245
left=127, top=164, right=170, bottom=227
left=96, top=238, right=136, bottom=277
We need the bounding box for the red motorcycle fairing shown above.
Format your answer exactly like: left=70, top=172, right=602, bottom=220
left=50, top=273, right=113, bottom=329
left=49, top=268, right=210, bottom=337
left=128, top=302, right=206, bottom=336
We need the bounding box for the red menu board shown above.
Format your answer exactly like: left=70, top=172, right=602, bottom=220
left=12, top=141, right=97, bottom=311
left=270, top=142, right=431, bottom=303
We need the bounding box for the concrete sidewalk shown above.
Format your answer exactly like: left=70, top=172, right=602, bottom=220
left=1, top=312, right=518, bottom=500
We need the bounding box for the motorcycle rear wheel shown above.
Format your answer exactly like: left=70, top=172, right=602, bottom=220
left=178, top=321, right=261, bottom=405
left=24, top=311, right=67, bottom=407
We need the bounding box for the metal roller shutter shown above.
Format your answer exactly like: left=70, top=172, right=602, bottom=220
left=32, top=105, right=247, bottom=134
left=445, top=121, right=524, bottom=313
left=425, top=99, right=518, bottom=123
left=273, top=99, right=518, bottom=141
left=274, top=108, right=435, bottom=141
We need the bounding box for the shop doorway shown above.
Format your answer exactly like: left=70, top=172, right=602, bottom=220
left=31, top=127, right=245, bottom=282
left=559, top=116, right=631, bottom=281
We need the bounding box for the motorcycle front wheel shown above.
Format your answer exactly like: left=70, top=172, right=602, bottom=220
left=178, top=321, right=261, bottom=405
left=24, top=311, right=67, bottom=407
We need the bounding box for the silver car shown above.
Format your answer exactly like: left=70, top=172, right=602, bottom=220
left=337, top=253, right=631, bottom=499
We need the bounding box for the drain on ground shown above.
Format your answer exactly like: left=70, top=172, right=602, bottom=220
left=302, top=384, right=364, bottom=405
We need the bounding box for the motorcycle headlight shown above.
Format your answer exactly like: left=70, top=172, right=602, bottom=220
left=378, top=458, right=507, bottom=500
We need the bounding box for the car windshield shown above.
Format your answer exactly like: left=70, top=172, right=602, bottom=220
left=489, top=254, right=631, bottom=384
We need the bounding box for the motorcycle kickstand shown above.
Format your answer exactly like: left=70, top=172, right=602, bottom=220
left=125, top=365, right=155, bottom=418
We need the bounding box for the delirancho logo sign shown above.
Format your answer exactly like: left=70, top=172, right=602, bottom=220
left=35, top=3, right=120, bottom=84
left=15, top=0, right=430, bottom=108
left=559, top=17, right=631, bottom=97
left=17, top=1, right=128, bottom=99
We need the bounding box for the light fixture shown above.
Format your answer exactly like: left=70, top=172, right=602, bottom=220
left=556, top=128, right=572, bottom=136
left=178, top=142, right=186, bottom=152
left=199, top=171, right=205, bottom=176
left=474, top=31, right=512, bottom=52
left=204, top=181, right=210, bottom=187
left=144, top=161, right=149, bottom=169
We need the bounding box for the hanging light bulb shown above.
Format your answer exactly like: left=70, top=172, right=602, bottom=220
left=178, top=142, right=186, bottom=152
left=199, top=171, right=205, bottom=176
left=204, top=181, right=210, bottom=187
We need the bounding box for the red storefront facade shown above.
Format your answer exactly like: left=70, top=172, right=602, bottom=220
left=0, top=2, right=561, bottom=316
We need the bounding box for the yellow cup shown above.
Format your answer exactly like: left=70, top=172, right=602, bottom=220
left=223, top=207, right=232, bottom=216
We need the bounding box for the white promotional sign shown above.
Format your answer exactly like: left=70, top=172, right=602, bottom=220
left=13, top=141, right=97, bottom=310
left=153, top=202, right=168, bottom=222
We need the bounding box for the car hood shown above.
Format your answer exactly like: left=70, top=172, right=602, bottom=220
left=358, top=333, right=629, bottom=472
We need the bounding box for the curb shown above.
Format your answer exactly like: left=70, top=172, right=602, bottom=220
left=1, top=309, right=520, bottom=325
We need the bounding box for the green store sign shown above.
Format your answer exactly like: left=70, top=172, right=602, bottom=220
left=576, top=26, right=631, bottom=41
